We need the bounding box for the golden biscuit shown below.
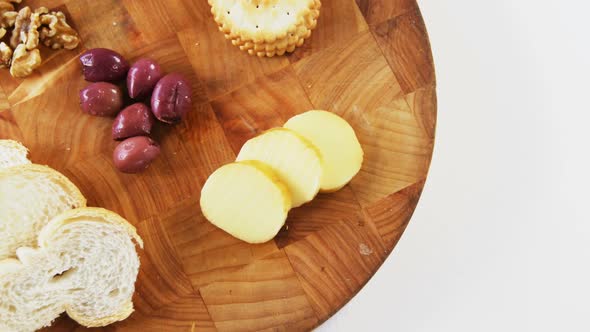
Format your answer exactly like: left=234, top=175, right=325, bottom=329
left=209, top=0, right=321, bottom=57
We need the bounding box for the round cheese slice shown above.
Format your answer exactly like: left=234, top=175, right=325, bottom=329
left=236, top=128, right=323, bottom=207
left=200, top=161, right=291, bottom=243
left=285, top=110, right=363, bottom=192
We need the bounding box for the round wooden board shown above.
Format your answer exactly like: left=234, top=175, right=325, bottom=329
left=0, top=0, right=436, bottom=330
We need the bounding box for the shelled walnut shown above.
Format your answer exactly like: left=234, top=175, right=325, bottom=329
left=0, top=42, right=12, bottom=68
left=10, top=43, right=40, bottom=77
left=0, top=1, right=17, bottom=28
left=0, top=7, right=11, bottom=69
left=0, top=2, right=79, bottom=77
left=10, top=6, right=42, bottom=50
left=39, top=10, right=79, bottom=50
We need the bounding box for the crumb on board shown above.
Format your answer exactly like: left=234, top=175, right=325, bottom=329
left=359, top=243, right=373, bottom=256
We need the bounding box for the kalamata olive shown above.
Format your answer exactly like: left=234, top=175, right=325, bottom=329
left=151, top=73, right=192, bottom=124
left=80, top=48, right=130, bottom=82
left=127, top=58, right=163, bottom=99
left=112, top=103, right=155, bottom=140
left=113, top=136, right=160, bottom=173
left=79, top=82, right=123, bottom=117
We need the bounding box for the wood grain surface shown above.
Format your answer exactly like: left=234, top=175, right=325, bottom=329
left=0, top=0, right=436, bottom=330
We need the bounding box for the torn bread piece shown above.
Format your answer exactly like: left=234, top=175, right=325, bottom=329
left=0, top=164, right=86, bottom=260
left=0, top=208, right=142, bottom=332
left=0, top=139, right=31, bottom=169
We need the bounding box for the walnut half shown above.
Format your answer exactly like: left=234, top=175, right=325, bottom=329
left=39, top=10, right=80, bottom=50
left=10, top=43, right=41, bottom=77
left=0, top=42, right=12, bottom=68
left=10, top=6, right=43, bottom=50
left=0, top=1, right=17, bottom=28
left=2, top=3, right=79, bottom=77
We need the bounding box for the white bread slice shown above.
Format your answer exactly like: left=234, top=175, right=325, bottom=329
left=0, top=208, right=143, bottom=332
left=0, top=164, right=86, bottom=260
left=0, top=140, right=31, bottom=170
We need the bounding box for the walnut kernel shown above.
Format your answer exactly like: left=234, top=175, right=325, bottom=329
left=1, top=2, right=80, bottom=77
left=39, top=10, right=80, bottom=50
left=0, top=1, right=17, bottom=29
left=10, top=43, right=41, bottom=77
left=0, top=42, right=12, bottom=68
left=10, top=6, right=42, bottom=50
left=0, top=0, right=14, bottom=11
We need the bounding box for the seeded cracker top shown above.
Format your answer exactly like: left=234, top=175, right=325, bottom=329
left=209, top=0, right=318, bottom=43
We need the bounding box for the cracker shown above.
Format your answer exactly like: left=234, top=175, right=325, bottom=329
left=245, top=42, right=298, bottom=57
left=209, top=0, right=321, bottom=43
left=209, top=0, right=321, bottom=46
left=232, top=15, right=316, bottom=57
left=223, top=7, right=318, bottom=45
left=215, top=4, right=320, bottom=44
left=232, top=23, right=310, bottom=49
left=214, top=2, right=319, bottom=57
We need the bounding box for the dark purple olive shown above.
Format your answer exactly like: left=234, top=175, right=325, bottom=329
left=127, top=58, right=163, bottom=99
left=151, top=73, right=192, bottom=124
left=112, top=103, right=155, bottom=140
left=113, top=136, right=160, bottom=173
left=79, top=82, right=123, bottom=117
left=80, top=48, right=130, bottom=82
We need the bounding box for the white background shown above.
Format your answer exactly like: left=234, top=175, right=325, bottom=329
left=319, top=0, right=590, bottom=331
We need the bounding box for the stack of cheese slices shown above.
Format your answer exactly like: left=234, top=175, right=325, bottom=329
left=209, top=0, right=321, bottom=57
left=200, top=110, right=364, bottom=243
left=0, top=140, right=142, bottom=332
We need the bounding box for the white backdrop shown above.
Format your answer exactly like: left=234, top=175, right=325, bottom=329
left=319, top=0, right=590, bottom=331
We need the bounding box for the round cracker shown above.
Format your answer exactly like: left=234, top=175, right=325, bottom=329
left=209, top=0, right=321, bottom=56
left=209, top=0, right=319, bottom=43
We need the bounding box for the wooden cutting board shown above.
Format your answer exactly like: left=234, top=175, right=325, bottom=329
left=0, top=0, right=436, bottom=330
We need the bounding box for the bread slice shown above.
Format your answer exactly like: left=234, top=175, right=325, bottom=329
left=0, top=140, right=31, bottom=170
left=0, top=164, right=86, bottom=260
left=0, top=208, right=143, bottom=332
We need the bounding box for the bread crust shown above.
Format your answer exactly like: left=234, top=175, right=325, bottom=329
left=66, top=300, right=134, bottom=327
left=0, top=163, right=87, bottom=208
left=38, top=207, right=143, bottom=248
